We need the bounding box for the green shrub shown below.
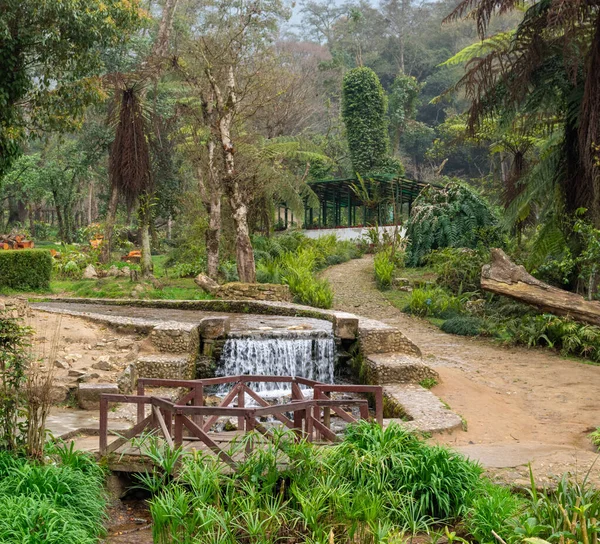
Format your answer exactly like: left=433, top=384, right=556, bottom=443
left=406, top=287, right=466, bottom=318
left=0, top=450, right=106, bottom=543
left=374, top=249, right=395, bottom=288
left=0, top=250, right=52, bottom=290
left=466, top=482, right=524, bottom=544
left=590, top=427, right=600, bottom=450
left=407, top=182, right=499, bottom=266
left=441, top=316, right=485, bottom=336
left=428, top=247, right=488, bottom=294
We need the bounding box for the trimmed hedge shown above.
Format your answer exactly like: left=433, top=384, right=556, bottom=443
left=0, top=250, right=52, bottom=290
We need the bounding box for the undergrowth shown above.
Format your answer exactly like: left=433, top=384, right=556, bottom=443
left=0, top=443, right=106, bottom=543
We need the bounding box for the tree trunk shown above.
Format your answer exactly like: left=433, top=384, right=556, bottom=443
left=481, top=248, right=600, bottom=326
left=140, top=221, right=154, bottom=278
left=102, top=179, right=119, bottom=263
left=206, top=193, right=221, bottom=280
left=209, top=65, right=256, bottom=283
left=228, top=184, right=256, bottom=283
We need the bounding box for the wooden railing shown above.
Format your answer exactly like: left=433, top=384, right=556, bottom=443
left=99, top=376, right=383, bottom=467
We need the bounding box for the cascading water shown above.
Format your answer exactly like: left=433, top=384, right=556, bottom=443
left=216, top=332, right=336, bottom=395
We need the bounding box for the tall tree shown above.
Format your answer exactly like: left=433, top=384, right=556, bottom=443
left=446, top=0, right=600, bottom=228
left=342, top=66, right=401, bottom=177
left=0, top=0, right=142, bottom=179
left=180, top=0, right=289, bottom=283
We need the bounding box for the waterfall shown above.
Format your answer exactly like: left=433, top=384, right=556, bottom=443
left=216, top=332, right=336, bottom=395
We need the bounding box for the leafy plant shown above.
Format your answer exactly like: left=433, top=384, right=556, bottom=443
left=406, top=287, right=467, bottom=318
left=407, top=182, right=499, bottom=266
left=428, top=247, right=488, bottom=294
left=374, top=249, right=395, bottom=288
left=441, top=316, right=485, bottom=337
left=590, top=428, right=600, bottom=451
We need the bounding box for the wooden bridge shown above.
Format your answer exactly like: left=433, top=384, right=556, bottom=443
left=99, top=376, right=383, bottom=470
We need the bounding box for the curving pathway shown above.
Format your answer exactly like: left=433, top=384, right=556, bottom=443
left=322, top=255, right=600, bottom=486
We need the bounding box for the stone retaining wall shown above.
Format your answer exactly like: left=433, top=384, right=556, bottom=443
left=216, top=282, right=292, bottom=302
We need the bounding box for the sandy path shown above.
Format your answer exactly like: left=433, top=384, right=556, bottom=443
left=323, top=256, right=600, bottom=484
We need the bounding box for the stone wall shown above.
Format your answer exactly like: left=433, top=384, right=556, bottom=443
left=0, top=296, right=29, bottom=318
left=136, top=355, right=194, bottom=380
left=150, top=322, right=195, bottom=353
left=216, top=282, right=292, bottom=302
left=358, top=319, right=421, bottom=357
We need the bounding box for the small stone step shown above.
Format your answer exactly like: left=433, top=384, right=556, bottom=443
left=365, top=354, right=439, bottom=385
left=136, top=355, right=193, bottom=380
left=78, top=383, right=119, bottom=410
left=383, top=384, right=463, bottom=434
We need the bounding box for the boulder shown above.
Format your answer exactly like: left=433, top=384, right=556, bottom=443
left=194, top=273, right=220, bottom=295
left=83, top=264, right=98, bottom=279
left=333, top=315, right=359, bottom=340
left=119, top=266, right=131, bottom=277
left=116, top=338, right=134, bottom=350
left=198, top=316, right=230, bottom=339
left=92, top=360, right=113, bottom=371
left=107, top=265, right=120, bottom=277
left=117, top=364, right=137, bottom=394
left=78, top=383, right=119, bottom=410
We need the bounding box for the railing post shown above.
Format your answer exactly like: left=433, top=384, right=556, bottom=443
left=99, top=396, right=108, bottom=454
left=137, top=380, right=145, bottom=423
left=193, top=384, right=204, bottom=429
left=293, top=409, right=303, bottom=441
left=245, top=415, right=255, bottom=455
left=305, top=406, right=313, bottom=442
left=174, top=413, right=183, bottom=446
left=359, top=402, right=369, bottom=421
left=237, top=385, right=245, bottom=431
left=375, top=388, right=383, bottom=426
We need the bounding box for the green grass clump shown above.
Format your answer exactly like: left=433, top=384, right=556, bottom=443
left=419, top=377, right=438, bottom=389
left=441, top=316, right=485, bottom=336
left=374, top=249, right=395, bottom=288
left=0, top=447, right=106, bottom=543
left=589, top=427, right=600, bottom=450
left=406, top=287, right=466, bottom=318
left=147, top=422, right=484, bottom=542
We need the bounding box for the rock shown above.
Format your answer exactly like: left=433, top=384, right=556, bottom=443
left=119, top=266, right=130, bottom=277
left=194, top=273, right=220, bottom=295
left=118, top=347, right=139, bottom=364
left=116, top=338, right=134, bottom=350
left=83, top=264, right=98, bottom=279
left=77, top=374, right=92, bottom=383
left=398, top=285, right=413, bottom=292
left=333, top=315, right=359, bottom=340
left=49, top=385, right=68, bottom=404
left=117, top=364, right=137, bottom=394
left=198, top=316, right=230, bottom=339
left=53, top=360, right=68, bottom=369
left=97, top=355, right=112, bottom=364
left=77, top=383, right=119, bottom=410
left=68, top=369, right=86, bottom=378
left=392, top=277, right=410, bottom=287
left=64, top=353, right=82, bottom=363
left=107, top=265, right=120, bottom=277
left=131, top=284, right=145, bottom=298
left=92, top=360, right=113, bottom=371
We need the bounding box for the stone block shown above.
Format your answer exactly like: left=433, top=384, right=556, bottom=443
left=199, top=316, right=230, bottom=339
left=332, top=315, right=359, bottom=339
left=78, top=383, right=119, bottom=410
left=136, top=355, right=193, bottom=380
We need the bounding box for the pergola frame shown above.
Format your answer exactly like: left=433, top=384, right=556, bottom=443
left=302, top=174, right=433, bottom=229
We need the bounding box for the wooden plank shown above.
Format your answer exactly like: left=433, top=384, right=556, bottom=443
left=241, top=385, right=295, bottom=429
left=103, top=415, right=153, bottom=455
left=202, top=383, right=241, bottom=431
left=253, top=400, right=314, bottom=417
left=311, top=418, right=339, bottom=443
left=182, top=416, right=237, bottom=468
left=152, top=406, right=174, bottom=449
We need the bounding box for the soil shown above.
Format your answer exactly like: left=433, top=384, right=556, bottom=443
left=322, top=255, right=600, bottom=486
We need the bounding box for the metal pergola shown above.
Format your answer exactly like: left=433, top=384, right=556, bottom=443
left=301, top=175, right=434, bottom=229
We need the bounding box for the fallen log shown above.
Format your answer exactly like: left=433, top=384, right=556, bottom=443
left=481, top=248, right=600, bottom=326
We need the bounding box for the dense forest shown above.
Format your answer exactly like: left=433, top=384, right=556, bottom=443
left=1, top=0, right=599, bottom=295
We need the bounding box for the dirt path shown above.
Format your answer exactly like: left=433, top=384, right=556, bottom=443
left=323, top=256, right=600, bottom=485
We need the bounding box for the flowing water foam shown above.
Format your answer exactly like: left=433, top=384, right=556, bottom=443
left=216, top=332, right=336, bottom=396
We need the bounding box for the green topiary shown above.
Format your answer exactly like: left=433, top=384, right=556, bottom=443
left=0, top=250, right=52, bottom=291
left=342, top=67, right=402, bottom=177
left=441, top=316, right=484, bottom=336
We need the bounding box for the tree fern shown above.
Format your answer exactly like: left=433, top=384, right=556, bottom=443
left=407, top=182, right=499, bottom=266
